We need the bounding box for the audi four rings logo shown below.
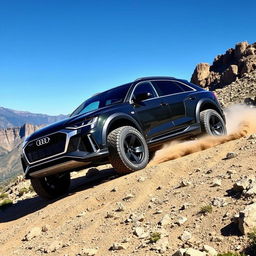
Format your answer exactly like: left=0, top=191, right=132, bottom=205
left=36, top=137, right=50, bottom=146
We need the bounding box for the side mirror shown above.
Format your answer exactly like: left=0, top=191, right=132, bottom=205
left=133, top=92, right=152, bottom=103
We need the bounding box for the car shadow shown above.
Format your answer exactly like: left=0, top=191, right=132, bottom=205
left=0, top=167, right=118, bottom=223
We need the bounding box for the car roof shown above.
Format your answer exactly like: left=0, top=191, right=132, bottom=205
left=134, top=76, right=177, bottom=83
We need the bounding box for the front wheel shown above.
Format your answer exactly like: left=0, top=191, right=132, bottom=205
left=200, top=109, right=227, bottom=136
left=107, top=126, right=149, bottom=174
left=30, top=172, right=71, bottom=199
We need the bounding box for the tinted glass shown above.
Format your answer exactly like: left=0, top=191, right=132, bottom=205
left=175, top=81, right=194, bottom=92
left=71, top=83, right=131, bottom=116
left=152, top=81, right=183, bottom=96
left=78, top=101, right=100, bottom=115
left=133, top=82, right=156, bottom=100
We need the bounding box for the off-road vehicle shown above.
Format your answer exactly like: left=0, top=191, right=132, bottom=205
left=21, top=76, right=226, bottom=199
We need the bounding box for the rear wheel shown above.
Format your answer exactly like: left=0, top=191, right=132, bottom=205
left=200, top=109, right=226, bottom=136
left=30, top=172, right=70, bottom=199
left=107, top=126, right=149, bottom=174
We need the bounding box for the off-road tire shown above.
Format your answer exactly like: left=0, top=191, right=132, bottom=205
left=107, top=126, right=149, bottom=174
left=200, top=109, right=226, bottom=136
left=30, top=172, right=70, bottom=199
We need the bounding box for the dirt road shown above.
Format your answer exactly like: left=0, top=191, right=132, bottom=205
left=1, top=134, right=255, bottom=255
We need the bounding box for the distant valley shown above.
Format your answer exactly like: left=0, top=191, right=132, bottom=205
left=0, top=107, right=67, bottom=183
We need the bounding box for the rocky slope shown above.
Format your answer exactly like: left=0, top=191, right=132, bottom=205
left=1, top=134, right=256, bottom=256
left=191, top=41, right=256, bottom=107
left=0, top=106, right=67, bottom=129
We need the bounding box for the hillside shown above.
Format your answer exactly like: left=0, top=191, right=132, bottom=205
left=1, top=132, right=256, bottom=256
left=0, top=106, right=67, bottom=129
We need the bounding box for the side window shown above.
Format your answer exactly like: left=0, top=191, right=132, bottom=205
left=175, top=81, right=194, bottom=92
left=152, top=81, right=183, bottom=96
left=132, top=82, right=157, bottom=100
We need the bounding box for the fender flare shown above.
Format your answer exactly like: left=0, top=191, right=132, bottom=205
left=101, top=113, right=142, bottom=146
left=195, top=99, right=225, bottom=123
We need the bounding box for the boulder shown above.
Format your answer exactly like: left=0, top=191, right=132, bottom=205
left=191, top=63, right=210, bottom=87
left=220, top=65, right=238, bottom=85
left=238, top=202, right=256, bottom=234
left=234, top=41, right=249, bottom=59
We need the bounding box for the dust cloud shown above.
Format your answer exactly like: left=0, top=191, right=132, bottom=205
left=150, top=105, right=256, bottom=165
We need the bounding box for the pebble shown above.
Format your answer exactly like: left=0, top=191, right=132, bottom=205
left=109, top=243, right=126, bottom=250
left=180, top=231, right=192, bottom=242
left=115, top=202, right=125, bottom=212
left=159, top=214, right=172, bottom=226
left=225, top=152, right=238, bottom=159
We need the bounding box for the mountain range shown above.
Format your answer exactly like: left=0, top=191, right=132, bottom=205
left=0, top=106, right=67, bottom=129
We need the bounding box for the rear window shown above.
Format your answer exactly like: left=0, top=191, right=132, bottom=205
left=152, top=81, right=183, bottom=96
left=175, top=81, right=194, bottom=92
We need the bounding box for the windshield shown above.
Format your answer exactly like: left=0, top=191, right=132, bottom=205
left=70, top=83, right=132, bottom=117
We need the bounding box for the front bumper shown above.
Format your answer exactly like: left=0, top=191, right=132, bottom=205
left=22, top=127, right=109, bottom=178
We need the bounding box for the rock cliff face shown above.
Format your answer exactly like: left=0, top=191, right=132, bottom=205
left=0, top=123, right=41, bottom=151
left=191, top=41, right=256, bottom=90
left=0, top=124, right=42, bottom=182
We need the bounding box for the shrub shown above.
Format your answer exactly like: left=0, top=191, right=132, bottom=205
left=199, top=205, right=213, bottom=214
left=0, top=193, right=8, bottom=199
left=28, top=185, right=34, bottom=192
left=0, top=199, right=13, bottom=210
left=149, top=232, right=161, bottom=243
left=18, top=187, right=29, bottom=197
left=248, top=227, right=256, bottom=248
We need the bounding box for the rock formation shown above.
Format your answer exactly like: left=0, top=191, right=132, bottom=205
left=191, top=41, right=256, bottom=90
left=0, top=123, right=41, bottom=151
left=0, top=123, right=42, bottom=182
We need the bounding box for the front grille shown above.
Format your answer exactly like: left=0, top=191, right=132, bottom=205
left=24, top=133, right=67, bottom=163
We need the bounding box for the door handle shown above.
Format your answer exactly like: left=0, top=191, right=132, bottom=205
left=160, top=102, right=168, bottom=106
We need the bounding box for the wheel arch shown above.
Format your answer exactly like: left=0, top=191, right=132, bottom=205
left=102, top=113, right=142, bottom=146
left=195, top=99, right=225, bottom=123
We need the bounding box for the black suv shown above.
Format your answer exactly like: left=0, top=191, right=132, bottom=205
left=21, top=76, right=226, bottom=199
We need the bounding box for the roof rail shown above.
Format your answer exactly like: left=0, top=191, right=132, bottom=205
left=134, top=76, right=176, bottom=82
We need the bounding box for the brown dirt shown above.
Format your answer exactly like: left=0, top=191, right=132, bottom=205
left=0, top=108, right=256, bottom=256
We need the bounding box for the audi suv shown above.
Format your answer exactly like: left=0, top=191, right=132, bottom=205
left=21, top=76, right=226, bottom=199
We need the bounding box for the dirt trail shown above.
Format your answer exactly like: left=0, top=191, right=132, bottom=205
left=0, top=106, right=256, bottom=256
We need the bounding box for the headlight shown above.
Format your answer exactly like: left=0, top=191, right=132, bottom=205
left=65, top=117, right=98, bottom=130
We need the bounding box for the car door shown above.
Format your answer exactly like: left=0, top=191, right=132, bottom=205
left=131, top=81, right=172, bottom=140
left=151, top=80, right=195, bottom=131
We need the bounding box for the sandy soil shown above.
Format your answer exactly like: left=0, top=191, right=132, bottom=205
left=1, top=134, right=256, bottom=256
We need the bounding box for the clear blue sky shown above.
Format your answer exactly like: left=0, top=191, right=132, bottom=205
left=0, top=0, right=256, bottom=115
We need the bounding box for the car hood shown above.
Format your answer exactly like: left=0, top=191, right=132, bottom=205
left=26, top=104, right=124, bottom=141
